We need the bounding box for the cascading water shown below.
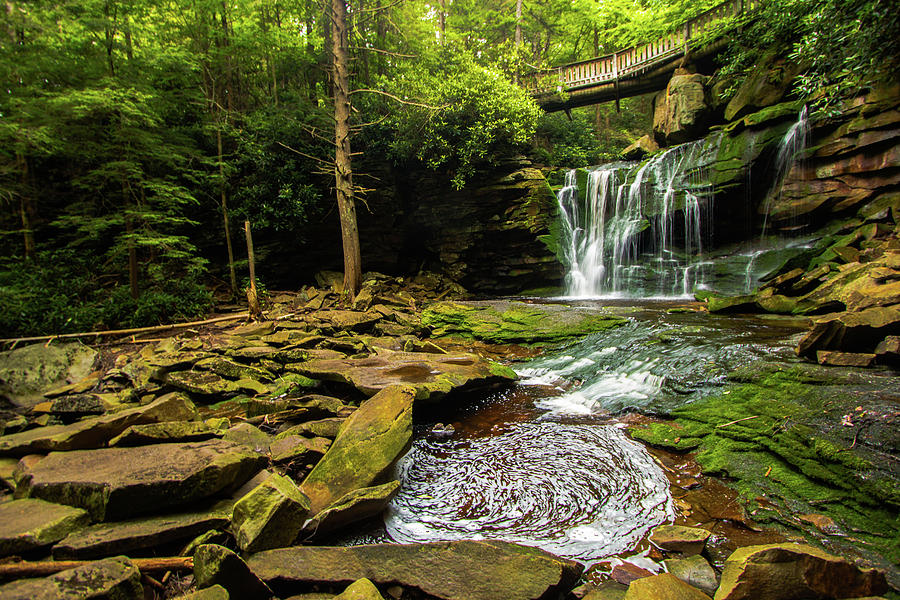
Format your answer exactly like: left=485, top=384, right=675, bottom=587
left=557, top=137, right=718, bottom=298
left=760, top=105, right=810, bottom=237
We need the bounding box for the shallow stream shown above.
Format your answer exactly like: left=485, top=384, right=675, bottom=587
left=344, top=301, right=809, bottom=562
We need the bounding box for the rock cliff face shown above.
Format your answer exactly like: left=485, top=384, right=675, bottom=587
left=356, top=157, right=562, bottom=295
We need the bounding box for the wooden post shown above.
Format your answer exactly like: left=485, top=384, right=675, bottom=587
left=244, top=220, right=263, bottom=321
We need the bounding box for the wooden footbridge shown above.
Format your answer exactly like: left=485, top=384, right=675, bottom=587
left=524, top=0, right=760, bottom=112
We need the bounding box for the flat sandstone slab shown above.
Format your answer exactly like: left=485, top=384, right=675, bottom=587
left=0, top=498, right=89, bottom=556
left=247, top=540, right=582, bottom=600
left=292, top=348, right=516, bottom=400
left=52, top=507, right=230, bottom=560
left=17, top=439, right=264, bottom=521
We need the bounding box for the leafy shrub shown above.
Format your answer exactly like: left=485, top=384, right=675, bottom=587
left=368, top=48, right=542, bottom=189
left=0, top=250, right=212, bottom=338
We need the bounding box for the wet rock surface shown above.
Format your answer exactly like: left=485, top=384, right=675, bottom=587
left=246, top=540, right=583, bottom=600
left=0, top=274, right=895, bottom=599
left=17, top=440, right=264, bottom=520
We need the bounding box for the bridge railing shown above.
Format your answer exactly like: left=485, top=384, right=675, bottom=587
left=524, top=0, right=759, bottom=96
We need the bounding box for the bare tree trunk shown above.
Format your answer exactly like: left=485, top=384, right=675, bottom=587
left=125, top=216, right=139, bottom=300
left=514, top=0, right=523, bottom=47
left=17, top=153, right=35, bottom=260
left=330, top=0, right=362, bottom=297
left=217, top=126, right=238, bottom=298
left=437, top=0, right=446, bottom=43
left=244, top=220, right=263, bottom=320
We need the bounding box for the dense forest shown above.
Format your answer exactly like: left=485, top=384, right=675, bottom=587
left=1, top=0, right=897, bottom=337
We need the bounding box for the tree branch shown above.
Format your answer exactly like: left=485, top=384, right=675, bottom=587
left=349, top=88, right=446, bottom=110
left=276, top=141, right=335, bottom=167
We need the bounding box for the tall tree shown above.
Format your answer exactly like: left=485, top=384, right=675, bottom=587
left=330, top=0, right=362, bottom=296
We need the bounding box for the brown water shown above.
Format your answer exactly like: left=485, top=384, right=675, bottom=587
left=359, top=301, right=807, bottom=562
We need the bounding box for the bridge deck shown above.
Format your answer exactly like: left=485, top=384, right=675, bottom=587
left=525, top=0, right=758, bottom=111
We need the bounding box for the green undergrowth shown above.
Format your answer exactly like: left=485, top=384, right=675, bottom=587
left=421, top=301, right=627, bottom=345
left=631, top=362, right=900, bottom=565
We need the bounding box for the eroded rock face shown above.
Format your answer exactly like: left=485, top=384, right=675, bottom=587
left=247, top=540, right=583, bottom=600
left=0, top=342, right=98, bottom=409
left=0, top=555, right=143, bottom=600
left=300, top=385, right=414, bottom=515
left=654, top=72, right=711, bottom=146
left=17, top=439, right=264, bottom=521
left=714, top=543, right=888, bottom=600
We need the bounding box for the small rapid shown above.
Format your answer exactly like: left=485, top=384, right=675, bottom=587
left=378, top=301, right=804, bottom=563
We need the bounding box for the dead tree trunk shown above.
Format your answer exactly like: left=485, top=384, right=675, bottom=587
left=217, top=125, right=238, bottom=298
left=330, top=0, right=362, bottom=298
left=244, top=219, right=263, bottom=320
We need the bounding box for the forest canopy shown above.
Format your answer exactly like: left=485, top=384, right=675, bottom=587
left=1, top=0, right=896, bottom=337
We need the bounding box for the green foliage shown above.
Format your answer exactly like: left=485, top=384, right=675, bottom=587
left=0, top=250, right=212, bottom=337
left=229, top=104, right=332, bottom=234
left=373, top=49, right=542, bottom=189
left=719, top=0, right=900, bottom=112
left=530, top=99, right=653, bottom=168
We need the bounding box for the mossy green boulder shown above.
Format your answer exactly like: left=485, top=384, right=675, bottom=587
left=422, top=300, right=627, bottom=345
left=304, top=480, right=401, bottom=536
left=300, top=385, right=414, bottom=515
left=232, top=473, right=311, bottom=552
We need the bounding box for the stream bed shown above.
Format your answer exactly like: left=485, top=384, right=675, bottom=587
left=341, top=300, right=895, bottom=569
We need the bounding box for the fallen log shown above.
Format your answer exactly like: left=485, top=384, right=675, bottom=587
left=0, top=313, right=249, bottom=346
left=0, top=556, right=193, bottom=579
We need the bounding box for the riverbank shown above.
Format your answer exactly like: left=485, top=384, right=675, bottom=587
left=0, top=282, right=896, bottom=599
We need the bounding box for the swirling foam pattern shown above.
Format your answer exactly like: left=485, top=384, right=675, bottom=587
left=385, top=422, right=674, bottom=561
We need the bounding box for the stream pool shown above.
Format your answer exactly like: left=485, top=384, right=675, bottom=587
left=346, top=300, right=810, bottom=562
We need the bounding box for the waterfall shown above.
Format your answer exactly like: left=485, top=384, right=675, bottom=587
left=557, top=138, right=715, bottom=298
left=760, top=105, right=809, bottom=238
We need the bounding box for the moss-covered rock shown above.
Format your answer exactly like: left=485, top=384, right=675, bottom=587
left=0, top=392, right=199, bottom=456
left=194, top=544, right=273, bottom=600
left=0, top=498, right=89, bottom=556
left=0, top=556, right=143, bottom=599
left=246, top=540, right=582, bottom=600
left=303, top=480, right=400, bottom=537
left=300, top=385, right=413, bottom=515
left=715, top=543, right=888, bottom=600
left=109, top=421, right=217, bottom=446
left=52, top=507, right=229, bottom=560
left=630, top=363, right=900, bottom=570
left=232, top=473, right=311, bottom=552
left=290, top=348, right=516, bottom=401
left=422, top=300, right=626, bottom=345
left=0, top=341, right=98, bottom=409
left=17, top=440, right=265, bottom=521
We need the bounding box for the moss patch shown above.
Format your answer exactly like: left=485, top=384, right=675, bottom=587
left=422, top=300, right=627, bottom=345
left=630, top=363, right=900, bottom=567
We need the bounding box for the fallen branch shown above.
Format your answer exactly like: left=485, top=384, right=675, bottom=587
left=0, top=557, right=193, bottom=579
left=716, top=415, right=760, bottom=428
left=0, top=313, right=248, bottom=346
